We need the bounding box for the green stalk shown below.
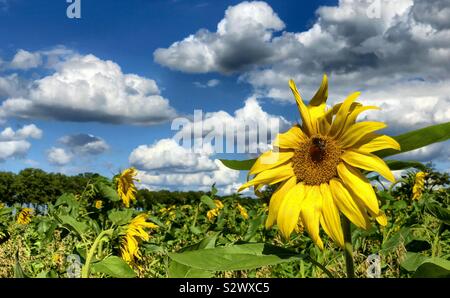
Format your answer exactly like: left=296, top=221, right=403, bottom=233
left=342, top=217, right=355, bottom=278
left=81, top=229, right=113, bottom=278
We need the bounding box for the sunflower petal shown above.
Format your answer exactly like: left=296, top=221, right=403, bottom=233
left=355, top=134, right=401, bottom=153
left=329, top=179, right=371, bottom=229
left=319, top=183, right=344, bottom=247
left=342, top=105, right=380, bottom=132
left=273, top=125, right=307, bottom=149
left=239, top=163, right=294, bottom=192
left=249, top=151, right=294, bottom=175
left=341, top=149, right=396, bottom=182
left=266, top=176, right=297, bottom=229
left=328, top=92, right=361, bottom=138
left=309, top=74, right=328, bottom=107
left=289, top=80, right=314, bottom=135
left=277, top=183, right=306, bottom=239
left=338, top=121, right=387, bottom=148
left=337, top=162, right=379, bottom=215
left=300, top=185, right=324, bottom=249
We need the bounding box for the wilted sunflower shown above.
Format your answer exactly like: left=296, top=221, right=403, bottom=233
left=17, top=208, right=34, bottom=225
left=237, top=203, right=249, bottom=220
left=412, top=171, right=426, bottom=200
left=120, top=214, right=158, bottom=266
left=239, top=75, right=400, bottom=249
left=117, top=168, right=138, bottom=208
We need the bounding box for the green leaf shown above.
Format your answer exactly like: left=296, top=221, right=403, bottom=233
left=0, top=207, right=12, bottom=217
left=219, top=159, right=256, bottom=171
left=97, top=183, right=120, bottom=202
left=412, top=258, right=450, bottom=278
left=244, top=215, right=266, bottom=242
left=400, top=252, right=428, bottom=272
left=58, top=215, right=88, bottom=237
left=189, top=226, right=202, bottom=235
left=385, top=160, right=426, bottom=171
left=14, top=251, right=27, bottom=278
left=381, top=228, right=414, bottom=253
left=375, top=122, right=450, bottom=158
left=91, top=256, right=136, bottom=278
left=108, top=209, right=133, bottom=226
left=200, top=195, right=217, bottom=209
left=424, top=202, right=450, bottom=225
left=168, top=243, right=306, bottom=271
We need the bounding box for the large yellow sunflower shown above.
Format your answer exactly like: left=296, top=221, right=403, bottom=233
left=239, top=75, right=400, bottom=249
left=117, top=167, right=138, bottom=208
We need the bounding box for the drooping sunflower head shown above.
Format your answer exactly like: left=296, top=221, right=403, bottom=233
left=237, top=203, right=249, bottom=220
left=120, top=213, right=158, bottom=266
left=412, top=171, right=426, bottom=200
left=239, top=75, right=400, bottom=249
left=17, top=208, right=34, bottom=225
left=116, top=167, right=139, bottom=208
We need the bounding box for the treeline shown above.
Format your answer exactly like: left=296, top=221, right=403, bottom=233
left=0, top=168, right=228, bottom=207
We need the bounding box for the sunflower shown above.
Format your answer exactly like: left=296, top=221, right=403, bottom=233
left=120, top=214, right=158, bottom=266
left=17, top=208, right=34, bottom=225
left=239, top=75, right=400, bottom=249
left=237, top=203, right=249, bottom=220
left=117, top=168, right=138, bottom=208
left=412, top=171, right=426, bottom=200
left=94, top=200, right=103, bottom=209
left=206, top=200, right=224, bottom=221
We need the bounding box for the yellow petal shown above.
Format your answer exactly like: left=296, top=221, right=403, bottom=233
left=371, top=209, right=388, bottom=226
left=338, top=121, right=387, bottom=148
left=249, top=151, right=294, bottom=176
left=239, top=163, right=294, bottom=192
left=300, top=185, right=324, bottom=249
left=329, top=179, right=371, bottom=229
left=337, top=162, right=379, bottom=215
left=289, top=80, right=314, bottom=135
left=273, top=125, right=307, bottom=149
left=342, top=105, right=380, bottom=132
left=319, top=183, right=344, bottom=247
left=277, top=183, right=306, bottom=239
left=266, top=176, right=297, bottom=228
left=309, top=74, right=328, bottom=107
left=355, top=133, right=401, bottom=153
left=341, top=149, right=396, bottom=182
left=328, top=92, right=361, bottom=138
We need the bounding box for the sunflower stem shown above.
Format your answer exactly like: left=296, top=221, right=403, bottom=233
left=81, top=229, right=113, bottom=278
left=342, top=217, right=355, bottom=278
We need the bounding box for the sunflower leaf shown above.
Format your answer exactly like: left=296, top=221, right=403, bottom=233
left=91, top=256, right=136, bottom=278
left=219, top=159, right=256, bottom=171
left=384, top=160, right=426, bottom=171
left=375, top=122, right=450, bottom=158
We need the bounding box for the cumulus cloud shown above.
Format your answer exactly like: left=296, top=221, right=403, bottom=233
left=173, top=96, right=291, bottom=154
left=0, top=124, right=42, bottom=161
left=154, top=1, right=284, bottom=73
left=130, top=138, right=239, bottom=191
left=0, top=52, right=177, bottom=124
left=9, top=49, right=42, bottom=70
left=47, top=147, right=73, bottom=166
left=59, top=133, right=109, bottom=155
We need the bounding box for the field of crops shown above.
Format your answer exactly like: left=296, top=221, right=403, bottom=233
left=0, top=165, right=448, bottom=278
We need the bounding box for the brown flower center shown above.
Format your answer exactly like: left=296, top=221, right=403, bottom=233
left=292, top=135, right=343, bottom=185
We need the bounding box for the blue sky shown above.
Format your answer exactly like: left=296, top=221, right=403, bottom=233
left=0, top=0, right=448, bottom=193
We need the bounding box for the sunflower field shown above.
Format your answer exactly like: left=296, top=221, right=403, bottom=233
left=0, top=78, right=449, bottom=279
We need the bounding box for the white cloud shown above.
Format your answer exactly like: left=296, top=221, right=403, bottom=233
left=154, top=1, right=284, bottom=73
left=194, top=79, right=220, bottom=88
left=0, top=124, right=42, bottom=161
left=9, top=49, right=42, bottom=70
left=59, top=133, right=109, bottom=155
left=173, top=96, right=291, bottom=154
left=0, top=52, right=177, bottom=124
left=47, top=147, right=73, bottom=166
left=130, top=138, right=240, bottom=191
